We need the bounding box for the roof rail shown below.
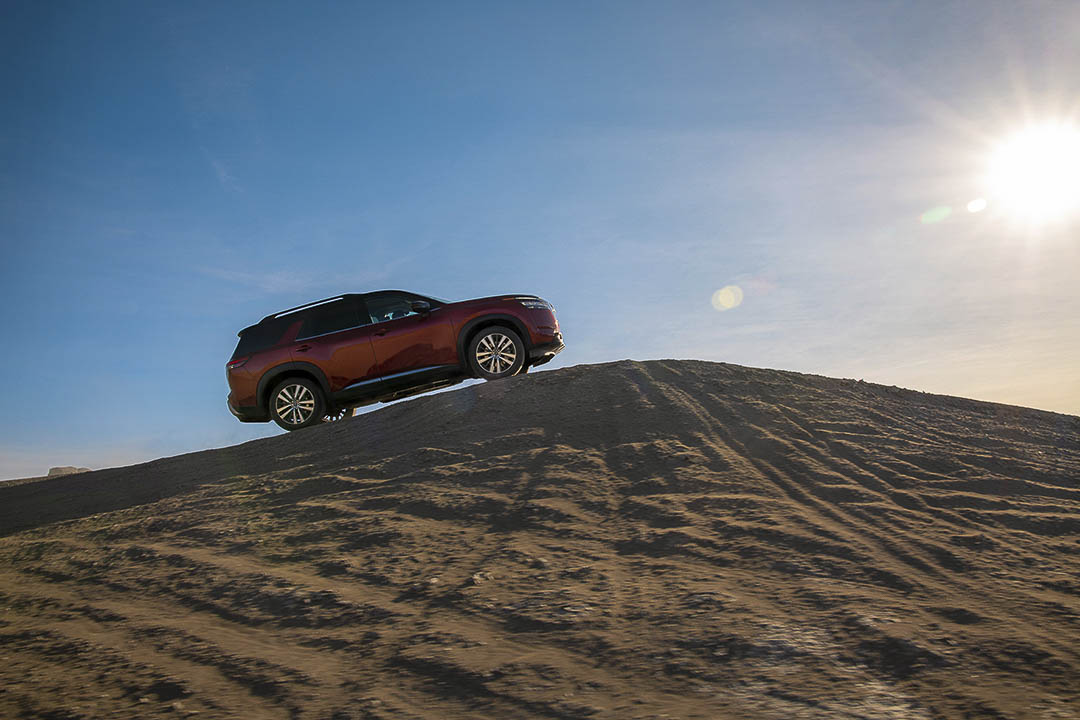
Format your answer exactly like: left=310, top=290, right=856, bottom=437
left=260, top=295, right=347, bottom=323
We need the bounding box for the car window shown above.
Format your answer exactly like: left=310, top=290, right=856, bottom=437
left=366, top=294, right=418, bottom=324
left=234, top=320, right=289, bottom=357
left=297, top=299, right=365, bottom=339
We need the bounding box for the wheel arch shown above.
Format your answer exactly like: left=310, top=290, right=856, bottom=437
left=256, top=362, right=332, bottom=415
left=457, top=314, right=530, bottom=371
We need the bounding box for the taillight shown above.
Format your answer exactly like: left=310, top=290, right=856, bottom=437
left=227, top=357, right=248, bottom=370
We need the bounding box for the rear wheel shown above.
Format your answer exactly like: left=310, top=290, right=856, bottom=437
left=468, top=326, right=525, bottom=380
left=270, top=377, right=326, bottom=431
left=324, top=407, right=352, bottom=423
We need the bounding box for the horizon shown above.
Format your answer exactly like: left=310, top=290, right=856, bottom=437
left=3, top=356, right=1073, bottom=482
left=3, top=1, right=1079, bottom=479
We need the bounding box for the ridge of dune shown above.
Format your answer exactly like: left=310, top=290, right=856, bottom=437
left=1, top=359, right=1078, bottom=719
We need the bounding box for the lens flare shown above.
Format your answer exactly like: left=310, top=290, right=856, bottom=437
left=711, top=285, right=744, bottom=311
left=967, top=198, right=987, bottom=213
left=986, top=122, right=1080, bottom=227
left=920, top=206, right=952, bottom=224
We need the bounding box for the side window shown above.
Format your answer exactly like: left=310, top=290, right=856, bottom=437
left=366, top=294, right=418, bottom=324
left=234, top=320, right=288, bottom=356
left=297, top=300, right=364, bottom=339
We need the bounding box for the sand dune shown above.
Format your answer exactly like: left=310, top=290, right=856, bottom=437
left=1, top=359, right=1078, bottom=719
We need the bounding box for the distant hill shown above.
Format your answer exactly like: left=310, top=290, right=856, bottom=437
left=47, top=466, right=91, bottom=477
left=1, top=359, right=1078, bottom=719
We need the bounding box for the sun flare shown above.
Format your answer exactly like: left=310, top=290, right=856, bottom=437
left=986, top=122, right=1080, bottom=228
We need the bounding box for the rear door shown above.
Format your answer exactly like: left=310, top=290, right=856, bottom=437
left=364, top=292, right=456, bottom=378
left=289, top=297, right=379, bottom=393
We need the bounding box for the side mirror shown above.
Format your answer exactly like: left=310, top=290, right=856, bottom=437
left=410, top=300, right=431, bottom=315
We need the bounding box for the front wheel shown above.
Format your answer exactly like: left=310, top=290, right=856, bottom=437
left=468, top=327, right=525, bottom=380
left=270, top=377, right=327, bottom=431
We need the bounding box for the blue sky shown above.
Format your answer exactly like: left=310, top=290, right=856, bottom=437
left=2, top=1, right=1078, bottom=479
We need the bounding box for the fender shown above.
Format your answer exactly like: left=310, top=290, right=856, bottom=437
left=456, top=313, right=532, bottom=368
left=255, top=361, right=333, bottom=414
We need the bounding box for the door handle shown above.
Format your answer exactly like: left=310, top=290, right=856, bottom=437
left=295, top=344, right=312, bottom=352
left=373, top=329, right=387, bottom=337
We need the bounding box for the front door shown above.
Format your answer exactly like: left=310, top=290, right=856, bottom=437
left=364, top=292, right=456, bottom=379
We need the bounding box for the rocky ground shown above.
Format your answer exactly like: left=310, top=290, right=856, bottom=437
left=1, top=359, right=1078, bottom=719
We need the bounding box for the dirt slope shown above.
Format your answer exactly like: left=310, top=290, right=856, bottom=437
left=1, top=359, right=1078, bottom=719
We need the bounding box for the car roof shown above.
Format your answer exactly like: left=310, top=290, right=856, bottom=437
left=255, top=290, right=421, bottom=325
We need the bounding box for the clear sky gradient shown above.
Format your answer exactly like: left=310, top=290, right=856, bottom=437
left=2, top=1, right=1078, bottom=479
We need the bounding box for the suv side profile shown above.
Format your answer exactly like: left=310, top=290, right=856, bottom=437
left=226, top=290, right=563, bottom=430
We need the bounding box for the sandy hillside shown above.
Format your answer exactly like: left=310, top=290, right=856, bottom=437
left=1, top=359, right=1078, bottom=719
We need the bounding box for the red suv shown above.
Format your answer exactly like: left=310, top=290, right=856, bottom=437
left=226, top=291, right=563, bottom=430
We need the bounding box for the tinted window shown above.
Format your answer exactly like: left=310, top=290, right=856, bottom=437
left=366, top=294, right=420, bottom=323
left=233, top=320, right=288, bottom=358
left=297, top=300, right=364, bottom=339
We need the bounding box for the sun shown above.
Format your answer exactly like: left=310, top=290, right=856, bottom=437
left=985, top=122, right=1080, bottom=228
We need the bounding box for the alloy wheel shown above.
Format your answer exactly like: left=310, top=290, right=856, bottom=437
left=324, top=407, right=351, bottom=422
left=275, top=383, right=316, bottom=426
left=475, top=332, right=517, bottom=375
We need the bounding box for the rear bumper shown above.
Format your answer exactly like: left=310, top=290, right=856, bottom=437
left=528, top=334, right=564, bottom=366
left=228, top=399, right=268, bottom=423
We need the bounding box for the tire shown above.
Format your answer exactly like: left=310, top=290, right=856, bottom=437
left=323, top=406, right=352, bottom=423
left=468, top=326, right=525, bottom=380
left=269, top=377, right=327, bottom=431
